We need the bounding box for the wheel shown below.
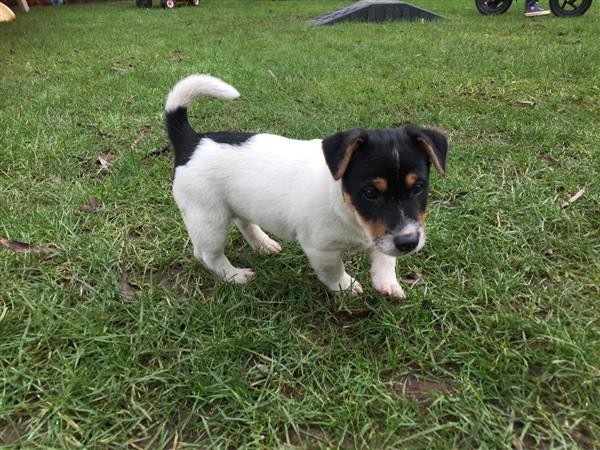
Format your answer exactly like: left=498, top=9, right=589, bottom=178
left=161, top=0, right=175, bottom=8
left=549, top=0, right=593, bottom=16
left=188, top=0, right=199, bottom=5
left=475, top=0, right=513, bottom=14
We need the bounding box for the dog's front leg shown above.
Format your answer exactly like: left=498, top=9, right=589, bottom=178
left=304, top=248, right=363, bottom=295
left=370, top=249, right=406, bottom=299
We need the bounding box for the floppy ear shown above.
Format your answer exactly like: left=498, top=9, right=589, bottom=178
left=408, top=126, right=448, bottom=177
left=322, top=128, right=368, bottom=180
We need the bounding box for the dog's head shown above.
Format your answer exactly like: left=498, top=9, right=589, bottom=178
left=323, top=125, right=448, bottom=257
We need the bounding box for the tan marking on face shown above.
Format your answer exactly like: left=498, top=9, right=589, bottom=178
left=342, top=191, right=353, bottom=208
left=405, top=173, right=418, bottom=189
left=363, top=219, right=388, bottom=238
left=373, top=177, right=388, bottom=193
left=342, top=190, right=388, bottom=239
left=418, top=211, right=427, bottom=226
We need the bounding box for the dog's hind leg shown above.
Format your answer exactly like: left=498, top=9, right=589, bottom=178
left=303, top=247, right=362, bottom=295
left=180, top=205, right=254, bottom=284
left=234, top=219, right=282, bottom=255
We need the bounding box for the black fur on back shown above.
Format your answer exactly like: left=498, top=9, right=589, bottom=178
left=165, top=108, right=256, bottom=167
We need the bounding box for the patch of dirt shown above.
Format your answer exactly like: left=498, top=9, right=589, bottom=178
left=280, top=425, right=325, bottom=449
left=119, top=268, right=134, bottom=301
left=279, top=424, right=353, bottom=449
left=569, top=424, right=594, bottom=450
left=280, top=384, right=295, bottom=399
left=0, top=418, right=29, bottom=446
left=383, top=372, right=455, bottom=403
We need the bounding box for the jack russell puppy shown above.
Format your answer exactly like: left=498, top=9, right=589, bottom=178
left=165, top=75, right=448, bottom=298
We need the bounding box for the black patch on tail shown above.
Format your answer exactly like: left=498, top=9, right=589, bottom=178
left=165, top=107, right=201, bottom=167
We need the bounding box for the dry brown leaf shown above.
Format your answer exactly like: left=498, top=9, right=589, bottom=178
left=512, top=436, right=524, bottom=450
left=79, top=197, right=100, bottom=213
left=169, top=50, right=183, bottom=63
left=145, top=145, right=171, bottom=159
left=562, top=187, right=586, bottom=207
left=112, top=65, right=133, bottom=75
left=1, top=239, right=57, bottom=254
left=171, top=431, right=179, bottom=450
left=537, top=154, right=560, bottom=164
left=267, top=69, right=278, bottom=82
left=567, top=187, right=585, bottom=203
left=516, top=100, right=535, bottom=107
left=96, top=153, right=116, bottom=169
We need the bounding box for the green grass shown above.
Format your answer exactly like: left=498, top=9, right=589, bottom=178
left=1, top=0, right=599, bottom=447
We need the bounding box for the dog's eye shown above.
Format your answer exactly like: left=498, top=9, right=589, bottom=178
left=412, top=181, right=425, bottom=195
left=362, top=187, right=379, bottom=201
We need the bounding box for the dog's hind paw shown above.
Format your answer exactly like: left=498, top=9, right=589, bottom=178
left=226, top=268, right=255, bottom=284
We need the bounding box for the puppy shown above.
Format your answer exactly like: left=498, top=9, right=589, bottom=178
left=165, top=75, right=448, bottom=298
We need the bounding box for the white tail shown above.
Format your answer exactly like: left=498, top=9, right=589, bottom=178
left=165, top=74, right=240, bottom=113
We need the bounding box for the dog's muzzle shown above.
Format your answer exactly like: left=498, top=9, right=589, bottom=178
left=374, top=222, right=426, bottom=256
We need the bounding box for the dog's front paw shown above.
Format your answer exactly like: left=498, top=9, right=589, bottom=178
left=373, top=278, right=406, bottom=299
left=329, top=274, right=363, bottom=296
left=225, top=268, right=255, bottom=284
left=255, top=237, right=282, bottom=255
left=350, top=279, right=364, bottom=295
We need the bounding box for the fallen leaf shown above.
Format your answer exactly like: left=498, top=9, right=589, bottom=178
left=537, top=154, right=560, bottom=164
left=267, top=69, right=278, bottom=82
left=562, top=186, right=585, bottom=207
left=112, top=65, right=133, bottom=75
left=516, top=100, right=535, bottom=107
left=512, top=437, right=523, bottom=450
left=1, top=239, right=57, bottom=254
left=171, top=431, right=179, bottom=450
left=169, top=49, right=183, bottom=63
left=131, top=126, right=150, bottom=149
left=79, top=197, right=100, bottom=213
left=119, top=269, right=133, bottom=300
left=145, top=144, right=171, bottom=158
left=96, top=153, right=116, bottom=169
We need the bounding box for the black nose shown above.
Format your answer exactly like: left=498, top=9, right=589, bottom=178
left=394, top=234, right=419, bottom=253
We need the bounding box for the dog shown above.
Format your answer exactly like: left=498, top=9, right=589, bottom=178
left=165, top=75, right=448, bottom=298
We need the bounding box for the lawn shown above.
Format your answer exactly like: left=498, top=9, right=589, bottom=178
left=1, top=0, right=599, bottom=447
